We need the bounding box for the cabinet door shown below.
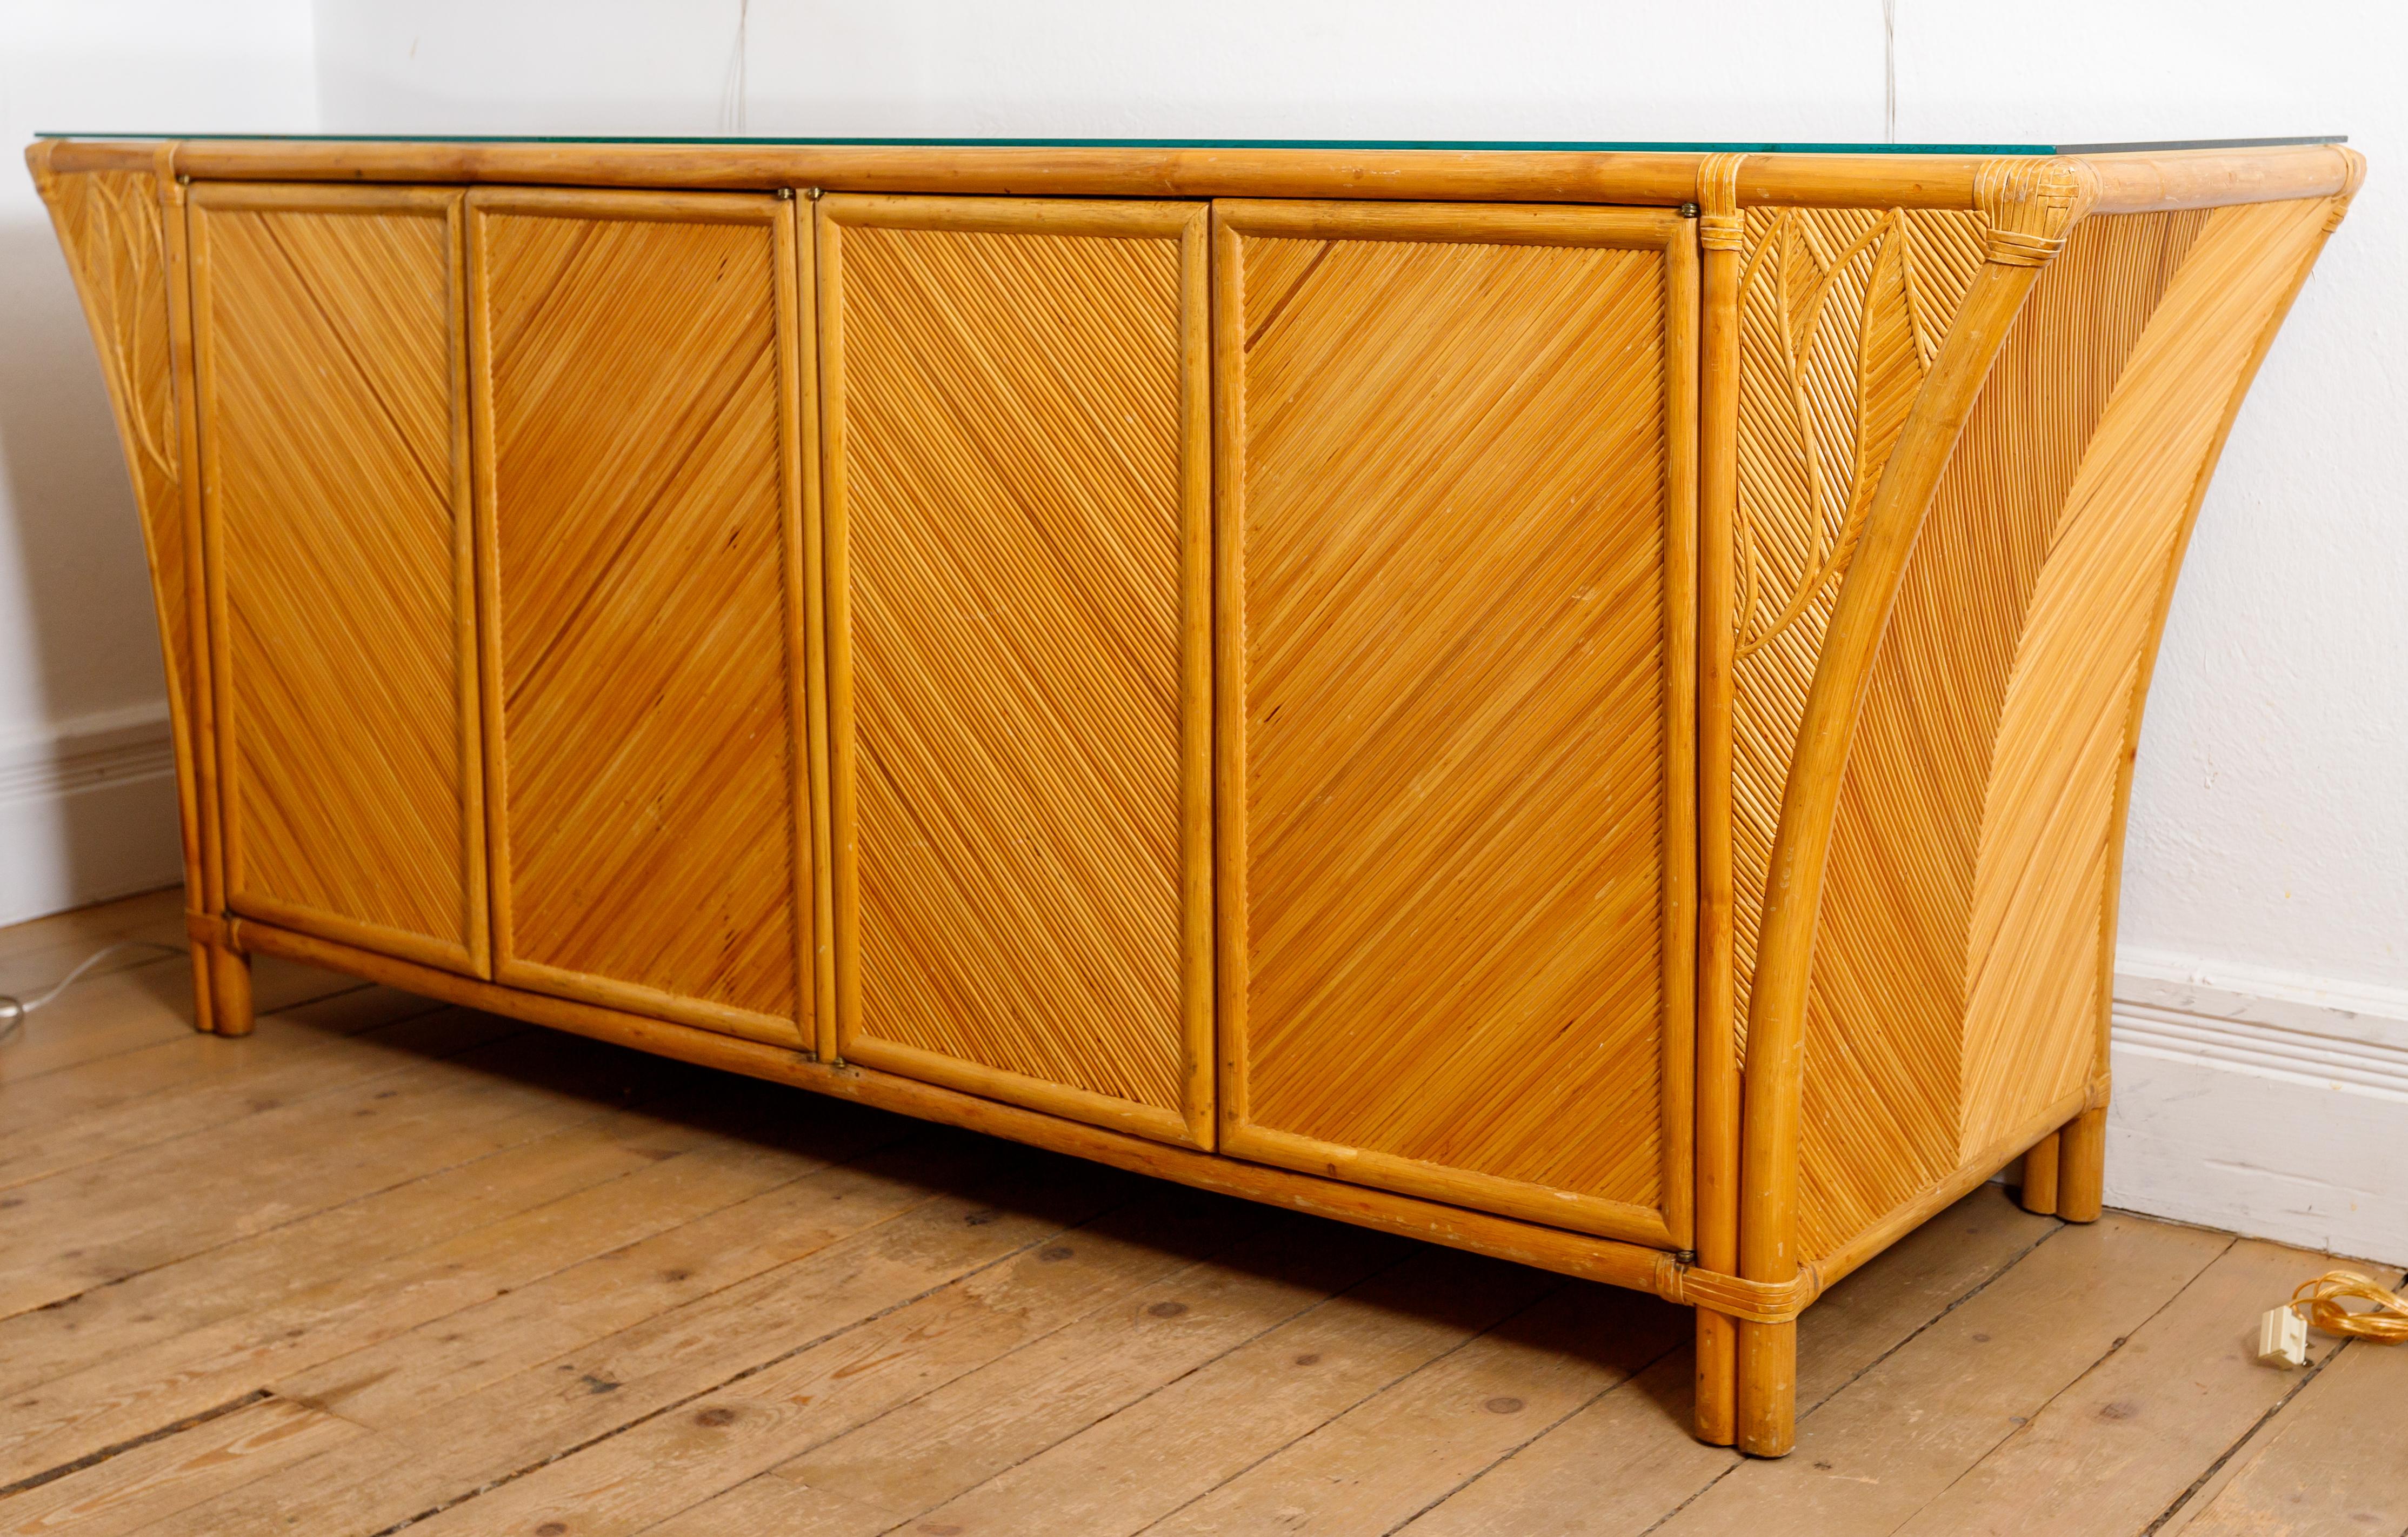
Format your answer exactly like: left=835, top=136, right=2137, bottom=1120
left=820, top=196, right=1210, bottom=1147
left=191, top=184, right=485, bottom=975
left=1216, top=201, right=1698, bottom=1247
left=469, top=189, right=814, bottom=1047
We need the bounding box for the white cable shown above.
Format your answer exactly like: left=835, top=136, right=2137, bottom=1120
left=0, top=939, right=188, bottom=1045
left=719, top=0, right=751, bottom=136
left=1884, top=0, right=1898, bottom=144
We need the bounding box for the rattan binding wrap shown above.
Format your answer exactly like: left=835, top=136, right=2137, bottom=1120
left=1655, top=1254, right=1824, bottom=1325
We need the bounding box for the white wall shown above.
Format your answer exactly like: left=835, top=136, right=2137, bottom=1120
left=0, top=1, right=318, bottom=922
left=313, top=1, right=1891, bottom=142
left=12, top=2, right=2402, bottom=1255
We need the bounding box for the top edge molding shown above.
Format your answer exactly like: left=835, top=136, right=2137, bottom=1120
left=35, top=132, right=2347, bottom=153
left=31, top=137, right=2359, bottom=216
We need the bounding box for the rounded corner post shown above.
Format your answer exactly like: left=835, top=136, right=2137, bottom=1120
left=1691, top=147, right=1747, bottom=1452
left=2334, top=144, right=2370, bottom=200
left=2327, top=146, right=2369, bottom=232
left=1735, top=1318, right=1797, bottom=1456
left=25, top=137, right=59, bottom=201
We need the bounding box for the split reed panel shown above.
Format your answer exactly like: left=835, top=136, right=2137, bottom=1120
left=1215, top=199, right=1698, bottom=1247
left=190, top=184, right=485, bottom=975
left=469, top=188, right=812, bottom=1047
left=1795, top=198, right=2342, bottom=1261
left=819, top=196, right=1210, bottom=1148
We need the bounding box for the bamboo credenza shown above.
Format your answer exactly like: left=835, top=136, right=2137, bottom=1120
left=31, top=133, right=2360, bottom=1455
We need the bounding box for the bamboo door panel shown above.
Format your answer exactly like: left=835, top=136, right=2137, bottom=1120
left=1216, top=201, right=1698, bottom=1247
left=469, top=189, right=813, bottom=1047
left=190, top=183, right=485, bottom=975
left=819, top=196, right=1211, bottom=1147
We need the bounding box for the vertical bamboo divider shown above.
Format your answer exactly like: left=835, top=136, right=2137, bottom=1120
left=1209, top=204, right=1249, bottom=1151
left=770, top=190, right=825, bottom=1059
left=1691, top=151, right=1746, bottom=1449
left=1663, top=205, right=1704, bottom=1254
left=1732, top=158, right=2093, bottom=1456
left=792, top=188, right=839, bottom=1062
left=816, top=201, right=862, bottom=1066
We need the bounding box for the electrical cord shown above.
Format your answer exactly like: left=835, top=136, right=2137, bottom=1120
left=0, top=939, right=189, bottom=1045
left=2291, top=1270, right=2408, bottom=1344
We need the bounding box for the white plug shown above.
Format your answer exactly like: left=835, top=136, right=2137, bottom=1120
left=2257, top=1305, right=2309, bottom=1368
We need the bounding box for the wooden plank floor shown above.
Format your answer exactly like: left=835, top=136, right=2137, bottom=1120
left=2, top=888, right=2402, bottom=1536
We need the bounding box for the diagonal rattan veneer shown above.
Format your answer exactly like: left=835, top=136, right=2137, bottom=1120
left=30, top=132, right=2361, bottom=1457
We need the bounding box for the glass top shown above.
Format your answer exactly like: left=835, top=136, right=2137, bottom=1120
left=36, top=132, right=2347, bottom=156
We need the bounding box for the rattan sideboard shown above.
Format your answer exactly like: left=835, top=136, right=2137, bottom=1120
left=30, top=134, right=2360, bottom=1455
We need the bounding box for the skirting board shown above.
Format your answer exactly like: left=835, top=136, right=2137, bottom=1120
left=0, top=701, right=181, bottom=927
left=2108, top=946, right=2408, bottom=1267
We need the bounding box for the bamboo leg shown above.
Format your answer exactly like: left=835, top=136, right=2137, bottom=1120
left=1735, top=1317, right=1796, bottom=1456
left=184, top=941, right=218, bottom=1034
left=2019, top=1130, right=2061, bottom=1215
left=2057, top=1106, right=2107, bottom=1222
left=206, top=941, right=254, bottom=1037
left=1695, top=1308, right=1738, bottom=1445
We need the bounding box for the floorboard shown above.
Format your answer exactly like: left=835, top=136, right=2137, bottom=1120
left=0, top=888, right=2397, bottom=1536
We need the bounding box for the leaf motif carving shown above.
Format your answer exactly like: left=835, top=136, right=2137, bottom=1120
left=60, top=172, right=179, bottom=484
left=1727, top=203, right=1989, bottom=1025
left=1733, top=209, right=1946, bottom=658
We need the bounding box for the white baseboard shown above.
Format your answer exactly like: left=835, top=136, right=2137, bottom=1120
left=2107, top=946, right=2408, bottom=1267
left=0, top=701, right=183, bottom=926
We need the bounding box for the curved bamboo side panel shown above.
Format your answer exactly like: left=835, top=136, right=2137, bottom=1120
left=1795, top=189, right=2353, bottom=1265
left=26, top=152, right=188, bottom=786
left=1793, top=206, right=2207, bottom=1254
left=25, top=145, right=224, bottom=1025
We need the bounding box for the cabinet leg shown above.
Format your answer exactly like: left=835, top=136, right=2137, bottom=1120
left=185, top=944, right=217, bottom=1034
left=2019, top=1130, right=2061, bottom=1215
left=1694, top=1308, right=1738, bottom=1445
left=1734, top=1317, right=1796, bottom=1456
left=2057, top=1105, right=2107, bottom=1222
left=206, top=942, right=254, bottom=1038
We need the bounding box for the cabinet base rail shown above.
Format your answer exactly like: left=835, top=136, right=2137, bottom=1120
left=234, top=917, right=1677, bottom=1289
left=225, top=917, right=2094, bottom=1367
